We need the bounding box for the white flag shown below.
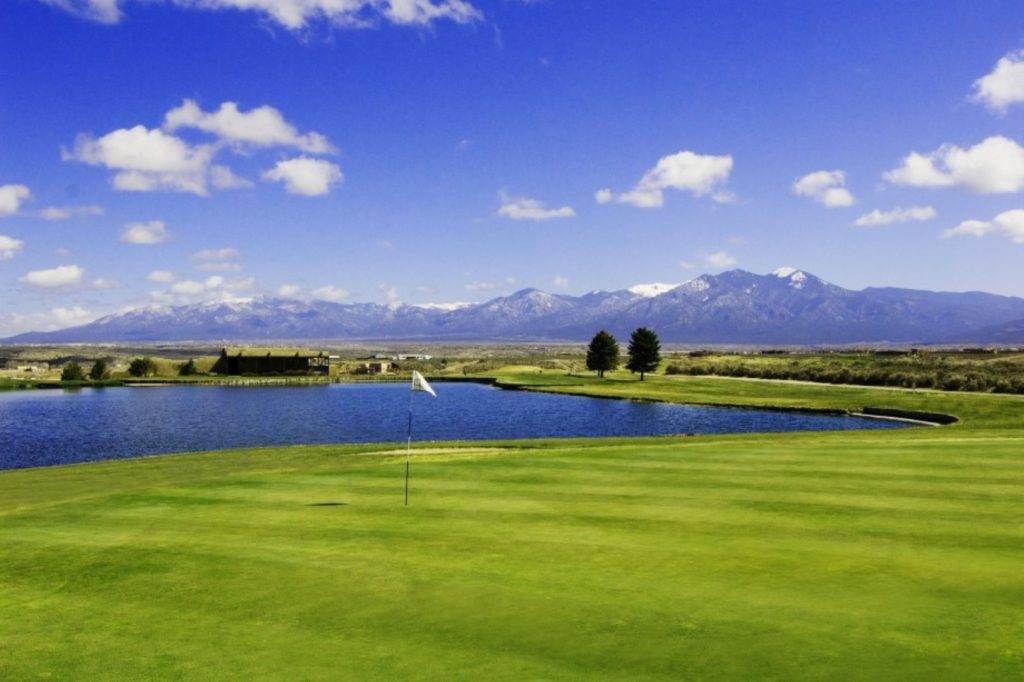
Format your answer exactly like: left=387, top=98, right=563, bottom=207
left=411, top=370, right=436, bottom=397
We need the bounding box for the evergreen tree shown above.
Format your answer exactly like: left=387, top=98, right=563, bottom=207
left=586, top=330, right=619, bottom=378
left=626, top=327, right=661, bottom=381
left=60, top=361, right=85, bottom=382
left=88, top=358, right=110, bottom=381
left=178, top=359, right=198, bottom=376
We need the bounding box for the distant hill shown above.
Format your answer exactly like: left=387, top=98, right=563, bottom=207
left=6, top=268, right=1024, bottom=345
left=953, top=317, right=1024, bottom=345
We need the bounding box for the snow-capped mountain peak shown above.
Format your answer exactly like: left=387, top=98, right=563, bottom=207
left=8, top=268, right=1024, bottom=345
left=773, top=267, right=808, bottom=289
left=628, top=282, right=680, bottom=298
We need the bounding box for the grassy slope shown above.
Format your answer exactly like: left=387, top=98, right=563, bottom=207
left=1, top=373, right=1022, bottom=680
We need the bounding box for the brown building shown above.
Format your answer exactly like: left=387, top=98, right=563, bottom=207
left=212, top=348, right=330, bottom=376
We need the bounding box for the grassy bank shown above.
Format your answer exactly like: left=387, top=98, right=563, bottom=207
left=1, top=374, right=1022, bottom=679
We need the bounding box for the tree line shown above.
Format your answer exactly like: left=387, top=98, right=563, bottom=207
left=60, top=357, right=199, bottom=382
left=585, top=327, right=661, bottom=380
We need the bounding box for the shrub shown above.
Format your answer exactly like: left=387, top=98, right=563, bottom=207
left=89, top=359, right=110, bottom=381
left=128, top=357, right=157, bottom=377
left=61, top=362, right=85, bottom=382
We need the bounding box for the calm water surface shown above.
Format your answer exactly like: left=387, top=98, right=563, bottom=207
left=0, top=382, right=906, bottom=470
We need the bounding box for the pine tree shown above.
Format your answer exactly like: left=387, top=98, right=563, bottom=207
left=626, top=327, right=661, bottom=381
left=586, top=330, right=619, bottom=378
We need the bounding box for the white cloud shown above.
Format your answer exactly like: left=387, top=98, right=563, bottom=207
left=594, top=188, right=613, bottom=204
left=854, top=206, right=937, bottom=227
left=943, top=209, right=1024, bottom=243
left=377, top=283, right=400, bottom=304
left=0, top=305, right=108, bottom=336
left=792, top=170, right=855, bottom=207
left=169, top=280, right=205, bottom=296
left=39, top=205, right=104, bottom=221
left=679, top=260, right=696, bottom=270
left=45, top=0, right=482, bottom=30
left=164, top=100, right=335, bottom=154
left=209, top=165, right=253, bottom=190
left=55, top=247, right=72, bottom=257
left=64, top=100, right=336, bottom=194
left=972, top=50, right=1024, bottom=112
left=497, top=192, right=575, bottom=221
left=152, top=275, right=255, bottom=305
left=992, top=210, right=1024, bottom=241
left=610, top=151, right=734, bottom=208
left=64, top=126, right=215, bottom=195
left=51, top=306, right=94, bottom=328
left=263, top=157, right=343, bottom=196
left=39, top=0, right=120, bottom=24
left=311, top=285, right=350, bottom=302
left=277, top=284, right=303, bottom=298
left=883, top=136, right=1024, bottom=193
left=195, top=261, right=242, bottom=273
left=0, top=235, right=25, bottom=259
left=0, top=184, right=32, bottom=217
left=465, top=280, right=500, bottom=291
left=942, top=219, right=993, bottom=240
left=91, top=277, right=119, bottom=289
left=705, top=251, right=738, bottom=268
left=382, top=0, right=481, bottom=25
left=19, top=264, right=85, bottom=288
left=376, top=240, right=394, bottom=250
left=121, top=220, right=170, bottom=245
left=552, top=275, right=569, bottom=289
left=147, top=270, right=175, bottom=283
left=193, top=247, right=240, bottom=260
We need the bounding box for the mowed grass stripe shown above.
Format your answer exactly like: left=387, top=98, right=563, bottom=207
left=3, top=421, right=1023, bottom=680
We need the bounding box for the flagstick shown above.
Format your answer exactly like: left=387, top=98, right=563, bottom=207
left=405, top=385, right=413, bottom=506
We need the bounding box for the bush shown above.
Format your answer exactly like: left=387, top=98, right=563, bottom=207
left=89, top=359, right=110, bottom=381
left=178, top=359, right=198, bottom=376
left=61, top=362, right=85, bottom=382
left=128, top=357, right=157, bottom=378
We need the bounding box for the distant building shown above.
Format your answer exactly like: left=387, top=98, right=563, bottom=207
left=353, top=361, right=393, bottom=375
left=368, top=353, right=433, bottom=361
left=211, top=348, right=330, bottom=376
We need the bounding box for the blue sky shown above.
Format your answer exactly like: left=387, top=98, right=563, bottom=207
left=2, top=0, right=1024, bottom=334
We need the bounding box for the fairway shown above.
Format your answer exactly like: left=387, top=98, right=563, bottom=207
left=2, top=376, right=1023, bottom=680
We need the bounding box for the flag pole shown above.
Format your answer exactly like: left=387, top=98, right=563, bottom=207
left=405, top=371, right=436, bottom=506
left=405, top=383, right=413, bottom=506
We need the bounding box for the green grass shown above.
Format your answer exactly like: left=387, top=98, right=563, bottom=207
left=1, top=374, right=1023, bottom=680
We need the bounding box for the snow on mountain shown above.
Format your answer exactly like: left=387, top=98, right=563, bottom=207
left=627, top=282, right=679, bottom=297
left=7, top=270, right=1024, bottom=345
left=412, top=302, right=472, bottom=311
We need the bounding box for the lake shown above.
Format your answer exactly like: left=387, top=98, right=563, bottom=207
left=0, top=382, right=907, bottom=470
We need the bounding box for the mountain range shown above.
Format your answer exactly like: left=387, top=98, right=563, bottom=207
left=6, top=268, right=1024, bottom=345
